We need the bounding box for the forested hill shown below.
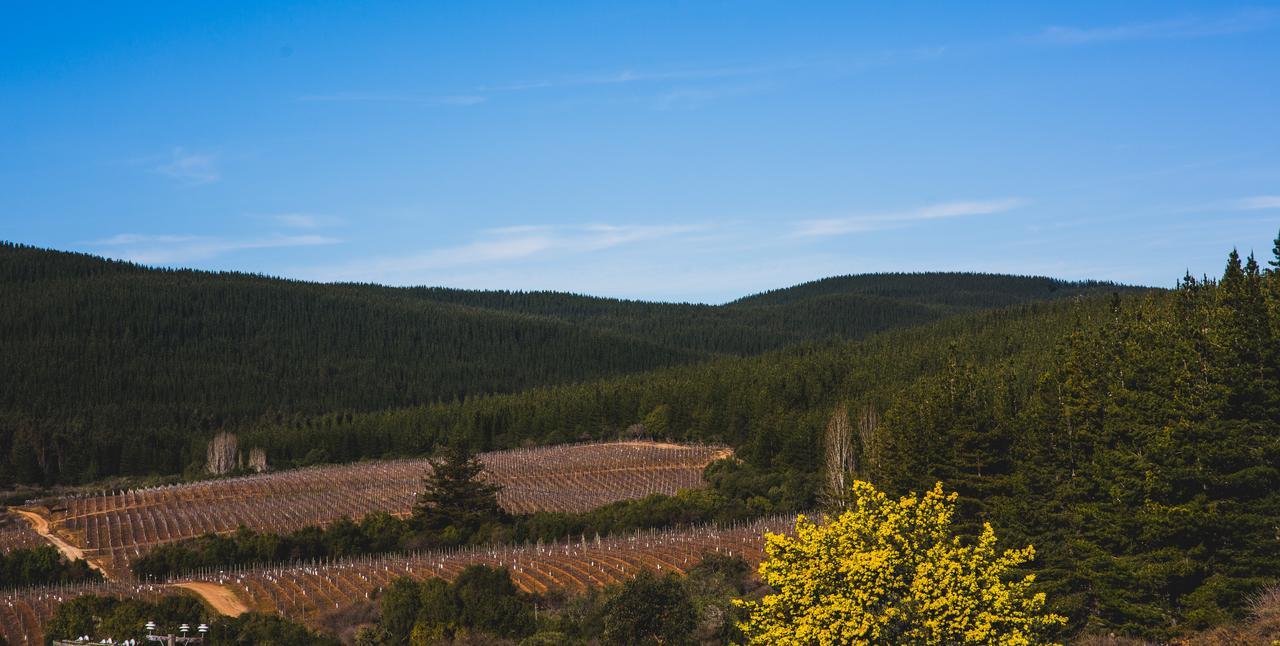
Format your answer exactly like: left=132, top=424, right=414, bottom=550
left=243, top=242, right=1280, bottom=641
left=378, top=274, right=1130, bottom=355
left=728, top=272, right=1099, bottom=308
left=8, top=235, right=1278, bottom=640
left=0, top=241, right=1133, bottom=486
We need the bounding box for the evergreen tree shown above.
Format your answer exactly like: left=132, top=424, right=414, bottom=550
left=1269, top=229, right=1280, bottom=273
left=8, top=428, right=41, bottom=484
left=410, top=443, right=504, bottom=542
left=0, top=242, right=1132, bottom=486
left=873, top=349, right=1011, bottom=527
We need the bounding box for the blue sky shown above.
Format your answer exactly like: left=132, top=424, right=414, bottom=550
left=2, top=1, right=1278, bottom=302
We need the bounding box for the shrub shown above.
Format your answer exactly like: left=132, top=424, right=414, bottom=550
left=737, top=481, right=1066, bottom=645
left=601, top=570, right=698, bottom=646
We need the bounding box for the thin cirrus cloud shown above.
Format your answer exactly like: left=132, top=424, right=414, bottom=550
left=1037, top=9, right=1277, bottom=45
left=1234, top=196, right=1280, bottom=210
left=296, top=93, right=487, bottom=106
left=477, top=62, right=798, bottom=92
left=305, top=223, right=705, bottom=284
left=264, top=213, right=344, bottom=229
left=651, top=82, right=773, bottom=111
left=90, top=233, right=340, bottom=265
left=299, top=62, right=801, bottom=109
left=793, top=198, right=1028, bottom=237
left=154, top=148, right=220, bottom=186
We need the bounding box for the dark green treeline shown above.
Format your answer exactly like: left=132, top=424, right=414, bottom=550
left=239, top=239, right=1280, bottom=640
left=237, top=296, right=1105, bottom=472
left=869, top=244, right=1280, bottom=639
left=0, top=241, right=1124, bottom=485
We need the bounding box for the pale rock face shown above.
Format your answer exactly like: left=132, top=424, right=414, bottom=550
left=206, top=431, right=238, bottom=475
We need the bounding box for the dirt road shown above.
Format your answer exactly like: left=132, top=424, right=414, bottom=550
left=14, top=508, right=249, bottom=617
left=12, top=508, right=109, bottom=577
left=172, top=582, right=249, bottom=616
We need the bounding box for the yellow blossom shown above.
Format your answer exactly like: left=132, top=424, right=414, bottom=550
left=737, top=481, right=1066, bottom=645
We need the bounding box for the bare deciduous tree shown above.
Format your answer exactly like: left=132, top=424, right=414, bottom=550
left=822, top=404, right=855, bottom=508
left=247, top=447, right=269, bottom=473
left=206, top=431, right=238, bottom=475
left=823, top=403, right=881, bottom=509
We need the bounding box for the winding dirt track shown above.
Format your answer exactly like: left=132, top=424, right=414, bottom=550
left=12, top=508, right=109, bottom=577
left=172, top=582, right=248, bottom=616
left=10, top=507, right=250, bottom=620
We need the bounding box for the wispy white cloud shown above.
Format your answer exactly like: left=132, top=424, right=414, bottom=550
left=1234, top=195, right=1280, bottom=210
left=91, top=233, right=340, bottom=264
left=651, top=82, right=772, bottom=111
left=1037, top=9, right=1276, bottom=45
left=571, top=223, right=707, bottom=250
left=155, top=148, right=220, bottom=186
left=302, top=62, right=804, bottom=110
left=484, top=224, right=552, bottom=236
left=301, top=45, right=961, bottom=114
left=644, top=48, right=942, bottom=111
left=262, top=213, right=343, bottom=229
left=93, top=233, right=202, bottom=246
left=306, top=223, right=704, bottom=283
left=478, top=63, right=797, bottom=93
left=793, top=198, right=1028, bottom=237
left=435, top=95, right=488, bottom=106
left=297, top=93, right=486, bottom=106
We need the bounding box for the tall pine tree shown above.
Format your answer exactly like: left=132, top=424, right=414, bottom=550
left=411, top=443, right=504, bottom=543
left=1269, top=229, right=1280, bottom=272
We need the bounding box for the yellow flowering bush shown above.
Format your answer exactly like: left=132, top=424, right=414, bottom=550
left=737, top=481, right=1066, bottom=645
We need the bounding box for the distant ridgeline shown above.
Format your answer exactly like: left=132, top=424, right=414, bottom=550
left=5, top=237, right=1280, bottom=639
left=258, top=239, right=1280, bottom=640
left=0, top=241, right=1129, bottom=486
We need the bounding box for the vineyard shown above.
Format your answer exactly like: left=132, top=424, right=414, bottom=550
left=0, top=580, right=173, bottom=645
left=0, top=513, right=44, bottom=554
left=22, top=442, right=729, bottom=578
left=182, top=514, right=795, bottom=623
left=0, top=516, right=796, bottom=645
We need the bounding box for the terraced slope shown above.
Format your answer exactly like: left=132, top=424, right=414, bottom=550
left=22, top=442, right=728, bottom=578
left=0, top=512, right=44, bottom=554
left=0, top=515, right=793, bottom=645
left=182, top=515, right=794, bottom=626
